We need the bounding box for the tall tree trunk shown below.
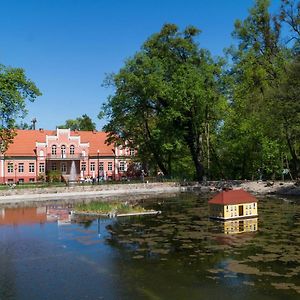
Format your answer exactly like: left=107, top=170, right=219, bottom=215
left=185, top=121, right=204, bottom=182
left=144, top=119, right=169, bottom=176
left=284, top=121, right=300, bottom=177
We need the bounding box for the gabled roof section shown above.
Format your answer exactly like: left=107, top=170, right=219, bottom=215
left=208, top=189, right=257, bottom=205
left=71, top=131, right=114, bottom=155
left=5, top=129, right=53, bottom=156
left=5, top=129, right=114, bottom=157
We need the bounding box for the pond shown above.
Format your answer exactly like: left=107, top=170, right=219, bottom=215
left=0, top=193, right=299, bottom=300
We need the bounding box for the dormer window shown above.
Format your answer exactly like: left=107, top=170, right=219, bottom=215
left=51, top=145, right=57, bottom=155
left=70, top=145, right=75, bottom=155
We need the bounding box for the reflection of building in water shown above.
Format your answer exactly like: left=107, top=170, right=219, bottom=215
left=223, top=218, right=258, bottom=234
left=0, top=207, right=47, bottom=225
left=209, top=189, right=258, bottom=220
left=0, top=206, right=71, bottom=226
left=46, top=206, right=71, bottom=225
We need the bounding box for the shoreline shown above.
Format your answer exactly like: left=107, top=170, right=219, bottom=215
left=1, top=180, right=300, bottom=207
left=0, top=182, right=182, bottom=206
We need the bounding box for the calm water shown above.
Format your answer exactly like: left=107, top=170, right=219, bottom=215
left=0, top=193, right=299, bottom=300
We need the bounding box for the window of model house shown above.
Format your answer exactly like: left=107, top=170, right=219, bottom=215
left=130, top=148, right=135, bottom=156
left=7, top=163, right=13, bottom=173
left=18, top=163, right=24, bottom=173
left=108, top=162, right=113, bottom=171
left=51, top=163, right=57, bottom=171
left=39, top=163, right=45, bottom=173
left=90, top=162, right=95, bottom=171
left=29, top=163, right=35, bottom=173
left=81, top=162, right=86, bottom=171
left=99, top=162, right=104, bottom=171
left=52, top=145, right=57, bottom=155
left=70, top=145, right=75, bottom=155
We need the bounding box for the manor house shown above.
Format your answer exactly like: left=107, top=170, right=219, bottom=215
left=0, top=128, right=134, bottom=184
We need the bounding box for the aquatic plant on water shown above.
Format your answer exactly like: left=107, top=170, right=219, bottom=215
left=74, top=201, right=147, bottom=215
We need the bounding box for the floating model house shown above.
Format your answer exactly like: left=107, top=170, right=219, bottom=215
left=208, top=189, right=258, bottom=220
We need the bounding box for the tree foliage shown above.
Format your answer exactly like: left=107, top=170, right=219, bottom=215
left=101, top=0, right=300, bottom=181
left=0, top=64, right=41, bottom=152
left=58, top=114, right=96, bottom=131
left=102, top=24, right=224, bottom=181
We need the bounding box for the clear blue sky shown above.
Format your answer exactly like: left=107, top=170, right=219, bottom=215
left=0, top=0, right=280, bottom=130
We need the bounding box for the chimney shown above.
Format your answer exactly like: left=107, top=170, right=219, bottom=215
left=31, top=118, right=37, bottom=130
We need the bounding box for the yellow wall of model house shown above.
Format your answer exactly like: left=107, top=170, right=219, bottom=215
left=209, top=202, right=257, bottom=219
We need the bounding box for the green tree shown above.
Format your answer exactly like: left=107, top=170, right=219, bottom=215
left=101, top=24, right=224, bottom=181
left=270, top=54, right=300, bottom=176
left=58, top=114, right=96, bottom=131
left=0, top=64, right=41, bottom=152
left=217, top=0, right=287, bottom=179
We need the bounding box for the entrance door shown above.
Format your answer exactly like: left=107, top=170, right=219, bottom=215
left=238, top=205, right=244, bottom=216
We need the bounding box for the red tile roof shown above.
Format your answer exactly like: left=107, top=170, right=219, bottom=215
left=5, top=130, right=53, bottom=156
left=72, top=130, right=114, bottom=155
left=4, top=129, right=114, bottom=156
left=208, top=189, right=257, bottom=205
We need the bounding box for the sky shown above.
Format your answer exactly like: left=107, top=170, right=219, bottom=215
left=0, top=0, right=281, bottom=130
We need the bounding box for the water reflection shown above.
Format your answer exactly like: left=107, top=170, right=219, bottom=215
left=0, top=194, right=299, bottom=299
left=0, top=206, right=71, bottom=226
left=222, top=218, right=258, bottom=234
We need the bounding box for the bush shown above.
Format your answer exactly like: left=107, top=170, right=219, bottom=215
left=46, top=170, right=62, bottom=182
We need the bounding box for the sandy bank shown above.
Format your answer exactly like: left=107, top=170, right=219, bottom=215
left=0, top=182, right=182, bottom=206
left=195, top=180, right=300, bottom=196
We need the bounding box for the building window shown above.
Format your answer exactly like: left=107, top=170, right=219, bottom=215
left=226, top=206, right=229, bottom=212
left=51, top=163, right=57, bottom=171
left=130, top=148, right=135, bottom=156
left=52, top=145, right=57, bottom=155
left=253, top=203, right=256, bottom=208
left=29, top=178, right=35, bottom=182
left=18, top=163, right=24, bottom=173
left=39, top=163, right=45, bottom=173
left=61, top=145, right=66, bottom=157
left=81, top=163, right=86, bottom=172
left=108, top=162, right=112, bottom=171
left=99, top=162, right=104, bottom=171
left=70, top=145, right=75, bottom=155
left=90, top=162, right=95, bottom=171
left=119, top=161, right=125, bottom=172
left=61, top=163, right=67, bottom=173
left=39, top=150, right=44, bottom=158
left=18, top=179, right=24, bottom=183
left=7, top=163, right=13, bottom=173
left=29, top=163, right=35, bottom=173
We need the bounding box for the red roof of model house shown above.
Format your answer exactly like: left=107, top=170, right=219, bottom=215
left=208, top=189, right=257, bottom=205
